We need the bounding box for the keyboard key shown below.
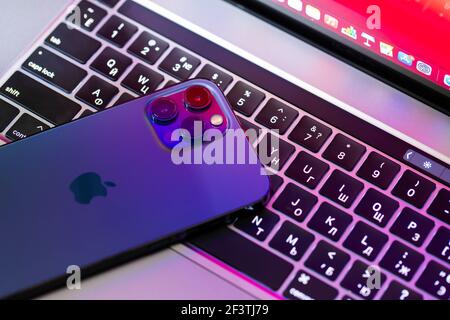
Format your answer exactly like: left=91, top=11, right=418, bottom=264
left=392, top=170, right=436, bottom=208
left=76, top=76, right=119, bottom=109
left=426, top=227, right=450, bottom=264
left=127, top=31, right=169, bottom=65
left=285, top=151, right=329, bottom=189
left=356, top=152, right=400, bottom=190
left=234, top=208, right=279, bottom=241
left=416, top=260, right=450, bottom=300
left=319, top=170, right=364, bottom=208
left=322, top=133, right=366, bottom=171
left=91, top=47, right=132, bottom=81
left=79, top=109, right=94, bottom=118
left=191, top=227, right=293, bottom=290
left=341, top=260, right=386, bottom=300
left=304, top=240, right=350, bottom=280
left=113, top=92, right=135, bottom=106
left=268, top=174, right=283, bottom=196
left=121, top=64, right=164, bottom=96
left=354, top=188, right=399, bottom=227
left=284, top=270, right=338, bottom=300
left=196, top=64, right=233, bottom=91
left=257, top=133, right=294, bottom=171
left=343, top=221, right=388, bottom=261
left=0, top=100, right=19, bottom=131
left=269, top=221, right=314, bottom=261
left=45, top=23, right=101, bottom=64
left=6, top=114, right=50, bottom=141
left=163, top=80, right=177, bottom=89
left=381, top=281, right=422, bottom=300
left=427, top=189, right=450, bottom=224
left=226, top=81, right=265, bottom=116
left=272, top=183, right=317, bottom=222
left=22, top=47, right=87, bottom=93
left=159, top=47, right=201, bottom=81
left=0, top=72, right=81, bottom=125
left=307, top=202, right=352, bottom=241
left=390, top=207, right=434, bottom=247
left=255, top=99, right=298, bottom=134
left=288, top=116, right=332, bottom=153
left=97, top=15, right=138, bottom=47
left=97, top=0, right=120, bottom=8
left=379, top=241, right=424, bottom=281
left=235, top=116, right=260, bottom=144
left=66, top=0, right=107, bottom=31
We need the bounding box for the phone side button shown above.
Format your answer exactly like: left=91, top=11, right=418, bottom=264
left=190, top=227, right=293, bottom=291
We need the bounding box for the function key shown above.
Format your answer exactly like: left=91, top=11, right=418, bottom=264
left=22, top=47, right=87, bottom=93
left=285, top=151, right=330, bottom=189
left=76, top=75, right=119, bottom=110
left=127, top=31, right=169, bottom=65
left=159, top=47, right=201, bottom=81
left=0, top=100, right=19, bottom=131
left=284, top=270, right=338, bottom=300
left=288, top=116, right=332, bottom=153
left=234, top=208, right=279, bottom=241
left=121, top=64, right=164, bottom=96
left=379, top=240, right=424, bottom=281
left=196, top=64, right=233, bottom=91
left=307, top=202, right=353, bottom=242
left=343, top=221, right=388, bottom=261
left=97, top=15, right=138, bottom=47
left=256, top=133, right=295, bottom=171
left=304, top=240, right=350, bottom=280
left=356, top=152, right=400, bottom=190
left=380, top=281, right=423, bottom=300
left=255, top=99, right=298, bottom=134
left=416, top=260, right=450, bottom=300
left=426, top=227, right=450, bottom=264
left=392, top=170, right=436, bottom=208
left=322, top=133, right=366, bottom=171
left=226, top=81, right=265, bottom=116
left=91, top=47, right=132, bottom=81
left=269, top=221, right=315, bottom=261
left=319, top=170, right=364, bottom=208
left=45, top=23, right=101, bottom=64
left=272, top=183, right=318, bottom=222
left=427, top=188, right=450, bottom=224
left=66, top=0, right=107, bottom=31
left=0, top=72, right=81, bottom=125
left=390, top=207, right=434, bottom=247
left=97, top=0, right=120, bottom=8
left=354, top=188, right=399, bottom=227
left=6, top=114, right=50, bottom=141
left=340, top=260, right=386, bottom=300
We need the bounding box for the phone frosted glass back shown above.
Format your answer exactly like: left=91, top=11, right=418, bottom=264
left=0, top=80, right=269, bottom=298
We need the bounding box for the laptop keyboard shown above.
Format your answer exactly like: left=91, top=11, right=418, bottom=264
left=0, top=0, right=449, bottom=300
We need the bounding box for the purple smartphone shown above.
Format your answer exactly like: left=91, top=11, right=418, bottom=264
left=0, top=79, right=269, bottom=298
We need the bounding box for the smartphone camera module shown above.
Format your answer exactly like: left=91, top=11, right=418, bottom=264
left=148, top=98, right=178, bottom=124
left=184, top=85, right=212, bottom=111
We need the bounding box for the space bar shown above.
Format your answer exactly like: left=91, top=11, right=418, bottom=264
left=190, top=227, right=293, bottom=291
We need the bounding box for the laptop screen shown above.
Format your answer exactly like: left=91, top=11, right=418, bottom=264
left=256, top=0, right=450, bottom=97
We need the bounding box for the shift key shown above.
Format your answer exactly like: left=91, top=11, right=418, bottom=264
left=22, top=47, right=87, bottom=93
left=0, top=72, right=81, bottom=125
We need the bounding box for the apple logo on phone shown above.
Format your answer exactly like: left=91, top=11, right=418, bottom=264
left=70, top=172, right=116, bottom=204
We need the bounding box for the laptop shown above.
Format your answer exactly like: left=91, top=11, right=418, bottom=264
left=0, top=0, right=448, bottom=300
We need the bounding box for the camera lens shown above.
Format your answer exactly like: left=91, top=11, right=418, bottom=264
left=148, top=98, right=178, bottom=123
left=184, top=85, right=212, bottom=111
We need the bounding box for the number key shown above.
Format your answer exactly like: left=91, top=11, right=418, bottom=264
left=323, top=133, right=366, bottom=171
left=196, top=64, right=233, bottom=91
left=159, top=47, right=201, bottom=81
left=356, top=152, right=400, bottom=189
left=427, top=188, right=450, bottom=224
left=392, top=170, right=436, bottom=208
left=227, top=81, right=265, bottom=116
left=288, top=116, right=332, bottom=152
left=255, top=99, right=298, bottom=134
left=97, top=15, right=138, bottom=48
left=66, top=0, right=107, bottom=31
left=128, top=31, right=169, bottom=65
